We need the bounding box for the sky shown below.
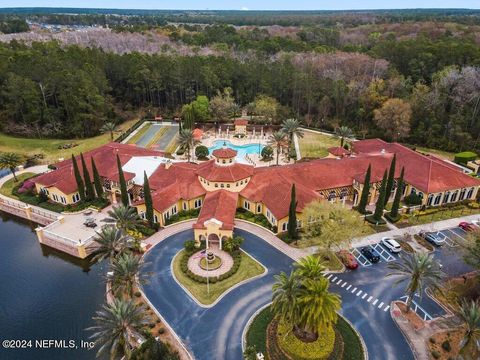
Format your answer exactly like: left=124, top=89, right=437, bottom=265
left=1, top=0, right=480, bottom=10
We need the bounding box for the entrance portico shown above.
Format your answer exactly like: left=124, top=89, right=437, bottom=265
left=194, top=217, right=233, bottom=249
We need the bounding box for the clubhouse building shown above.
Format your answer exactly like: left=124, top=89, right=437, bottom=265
left=34, top=139, right=480, bottom=249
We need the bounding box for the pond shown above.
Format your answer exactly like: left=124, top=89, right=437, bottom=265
left=0, top=213, right=106, bottom=360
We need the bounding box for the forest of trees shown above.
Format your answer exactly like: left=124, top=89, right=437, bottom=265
left=0, top=9, right=479, bottom=152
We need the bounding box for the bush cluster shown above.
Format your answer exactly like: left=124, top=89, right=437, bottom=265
left=179, top=248, right=242, bottom=284
left=235, top=208, right=273, bottom=230
left=165, top=208, right=200, bottom=225
left=404, top=193, right=423, bottom=206
left=195, top=145, right=210, bottom=160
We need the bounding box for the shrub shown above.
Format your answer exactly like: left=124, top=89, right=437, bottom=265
left=431, top=350, right=440, bottom=359
left=404, top=193, right=423, bottom=206
left=429, top=337, right=436, bottom=344
left=454, top=151, right=477, bottom=165
left=184, top=240, right=196, bottom=251
left=261, top=146, right=274, bottom=160
left=195, top=145, right=209, bottom=159
left=158, top=327, right=165, bottom=335
left=134, top=291, right=141, bottom=297
left=441, top=340, right=451, bottom=352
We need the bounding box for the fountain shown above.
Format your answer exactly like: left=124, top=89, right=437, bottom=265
left=199, top=250, right=223, bottom=271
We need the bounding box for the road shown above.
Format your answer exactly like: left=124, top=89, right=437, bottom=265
left=142, top=228, right=418, bottom=360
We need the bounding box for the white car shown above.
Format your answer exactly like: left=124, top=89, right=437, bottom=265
left=381, top=237, right=402, bottom=253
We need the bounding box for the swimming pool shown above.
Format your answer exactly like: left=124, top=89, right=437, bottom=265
left=208, top=140, right=264, bottom=162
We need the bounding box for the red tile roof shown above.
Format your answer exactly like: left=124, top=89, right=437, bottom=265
left=212, top=147, right=237, bottom=158
left=234, top=119, right=248, bottom=126
left=193, top=190, right=238, bottom=230
left=328, top=147, right=351, bottom=157
left=34, top=143, right=161, bottom=194
left=196, top=160, right=253, bottom=182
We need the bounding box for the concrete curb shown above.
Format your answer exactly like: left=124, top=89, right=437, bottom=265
left=390, top=301, right=424, bottom=360
left=341, top=314, right=369, bottom=360
left=170, top=249, right=268, bottom=309
left=241, top=302, right=272, bottom=353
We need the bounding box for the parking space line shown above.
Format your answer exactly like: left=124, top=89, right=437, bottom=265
left=367, top=296, right=373, bottom=302
left=378, top=302, right=384, bottom=309
left=452, top=229, right=468, bottom=242
left=362, top=293, right=367, bottom=299
left=350, top=248, right=372, bottom=267
left=371, top=244, right=395, bottom=262
left=372, top=299, right=378, bottom=306
left=384, top=305, right=390, bottom=312
left=356, top=290, right=362, bottom=296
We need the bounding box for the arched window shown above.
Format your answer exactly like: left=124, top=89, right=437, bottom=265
left=460, top=188, right=466, bottom=200
left=339, top=189, right=348, bottom=199
left=417, top=192, right=424, bottom=199
left=328, top=191, right=336, bottom=201
left=467, top=187, right=474, bottom=199
left=443, top=191, right=450, bottom=204
left=434, top=193, right=442, bottom=205
left=427, top=194, right=434, bottom=206
left=451, top=191, right=458, bottom=202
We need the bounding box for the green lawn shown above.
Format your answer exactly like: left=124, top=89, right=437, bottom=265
left=246, top=306, right=364, bottom=360
left=173, top=249, right=265, bottom=305
left=0, top=172, right=37, bottom=199
left=126, top=122, right=152, bottom=144
left=0, top=118, right=139, bottom=164
left=315, top=250, right=344, bottom=271
left=396, top=204, right=480, bottom=228
left=298, top=130, right=339, bottom=158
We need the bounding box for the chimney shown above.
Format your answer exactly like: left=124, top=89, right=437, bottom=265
left=165, top=160, right=172, bottom=170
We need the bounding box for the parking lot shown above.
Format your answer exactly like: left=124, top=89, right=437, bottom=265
left=349, top=241, right=398, bottom=267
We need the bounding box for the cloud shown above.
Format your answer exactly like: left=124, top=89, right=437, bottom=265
left=240, top=6, right=249, bottom=10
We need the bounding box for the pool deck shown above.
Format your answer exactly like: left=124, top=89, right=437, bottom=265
left=198, top=135, right=291, bottom=167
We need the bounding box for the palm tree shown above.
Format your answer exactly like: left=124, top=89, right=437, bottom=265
left=88, top=298, right=150, bottom=360
left=334, top=126, right=355, bottom=147
left=457, top=300, right=480, bottom=359
left=295, top=277, right=341, bottom=341
left=100, top=122, right=118, bottom=141
left=0, top=152, right=23, bottom=181
left=178, top=129, right=198, bottom=162
left=107, top=205, right=143, bottom=232
left=268, top=131, right=286, bottom=165
left=90, top=226, right=133, bottom=263
left=294, top=255, right=325, bottom=281
left=109, top=253, right=149, bottom=298
left=272, top=271, right=301, bottom=324
left=281, top=118, right=304, bottom=146
left=387, top=253, right=444, bottom=312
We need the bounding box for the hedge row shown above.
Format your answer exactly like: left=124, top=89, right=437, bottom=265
left=114, top=118, right=146, bottom=143
left=179, top=249, right=242, bottom=284
left=454, top=151, right=477, bottom=165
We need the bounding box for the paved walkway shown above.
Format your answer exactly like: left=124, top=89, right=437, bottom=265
left=144, top=220, right=197, bottom=249
left=188, top=246, right=233, bottom=277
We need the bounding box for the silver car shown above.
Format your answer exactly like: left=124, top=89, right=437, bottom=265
left=381, top=237, right=402, bottom=253
left=420, top=231, right=446, bottom=246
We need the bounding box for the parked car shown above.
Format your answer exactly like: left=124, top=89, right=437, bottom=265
left=360, top=247, right=380, bottom=263
left=84, top=218, right=97, bottom=228
left=459, top=222, right=478, bottom=232
left=381, top=237, right=402, bottom=253
left=419, top=231, right=446, bottom=246
left=337, top=250, right=358, bottom=270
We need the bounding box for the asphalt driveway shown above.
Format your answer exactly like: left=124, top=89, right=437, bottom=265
left=141, top=228, right=415, bottom=360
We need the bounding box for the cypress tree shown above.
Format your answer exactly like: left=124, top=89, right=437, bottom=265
left=143, top=171, right=154, bottom=227
left=71, top=154, right=85, bottom=202
left=384, top=154, right=396, bottom=206
left=287, top=183, right=298, bottom=240
left=81, top=153, right=95, bottom=201
left=373, top=170, right=388, bottom=222
left=116, top=154, right=129, bottom=207
left=357, top=164, right=371, bottom=214
left=390, top=167, right=404, bottom=219
left=91, top=157, right=103, bottom=198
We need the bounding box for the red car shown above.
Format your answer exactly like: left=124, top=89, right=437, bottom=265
left=337, top=250, right=359, bottom=270
left=459, top=222, right=478, bottom=232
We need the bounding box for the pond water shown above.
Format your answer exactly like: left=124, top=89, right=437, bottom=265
left=0, top=213, right=106, bottom=360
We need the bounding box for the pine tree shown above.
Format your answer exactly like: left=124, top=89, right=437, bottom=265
left=143, top=171, right=154, bottom=227
left=373, top=170, right=388, bottom=222
left=91, top=157, right=103, bottom=198
left=81, top=153, right=95, bottom=201
left=116, top=154, right=129, bottom=207
left=357, top=164, right=371, bottom=214
left=287, top=183, right=298, bottom=240
left=390, top=167, right=404, bottom=219
left=71, top=154, right=85, bottom=202
left=384, top=154, right=396, bottom=206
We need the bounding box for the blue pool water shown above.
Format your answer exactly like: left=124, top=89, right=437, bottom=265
left=208, top=140, right=264, bottom=162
